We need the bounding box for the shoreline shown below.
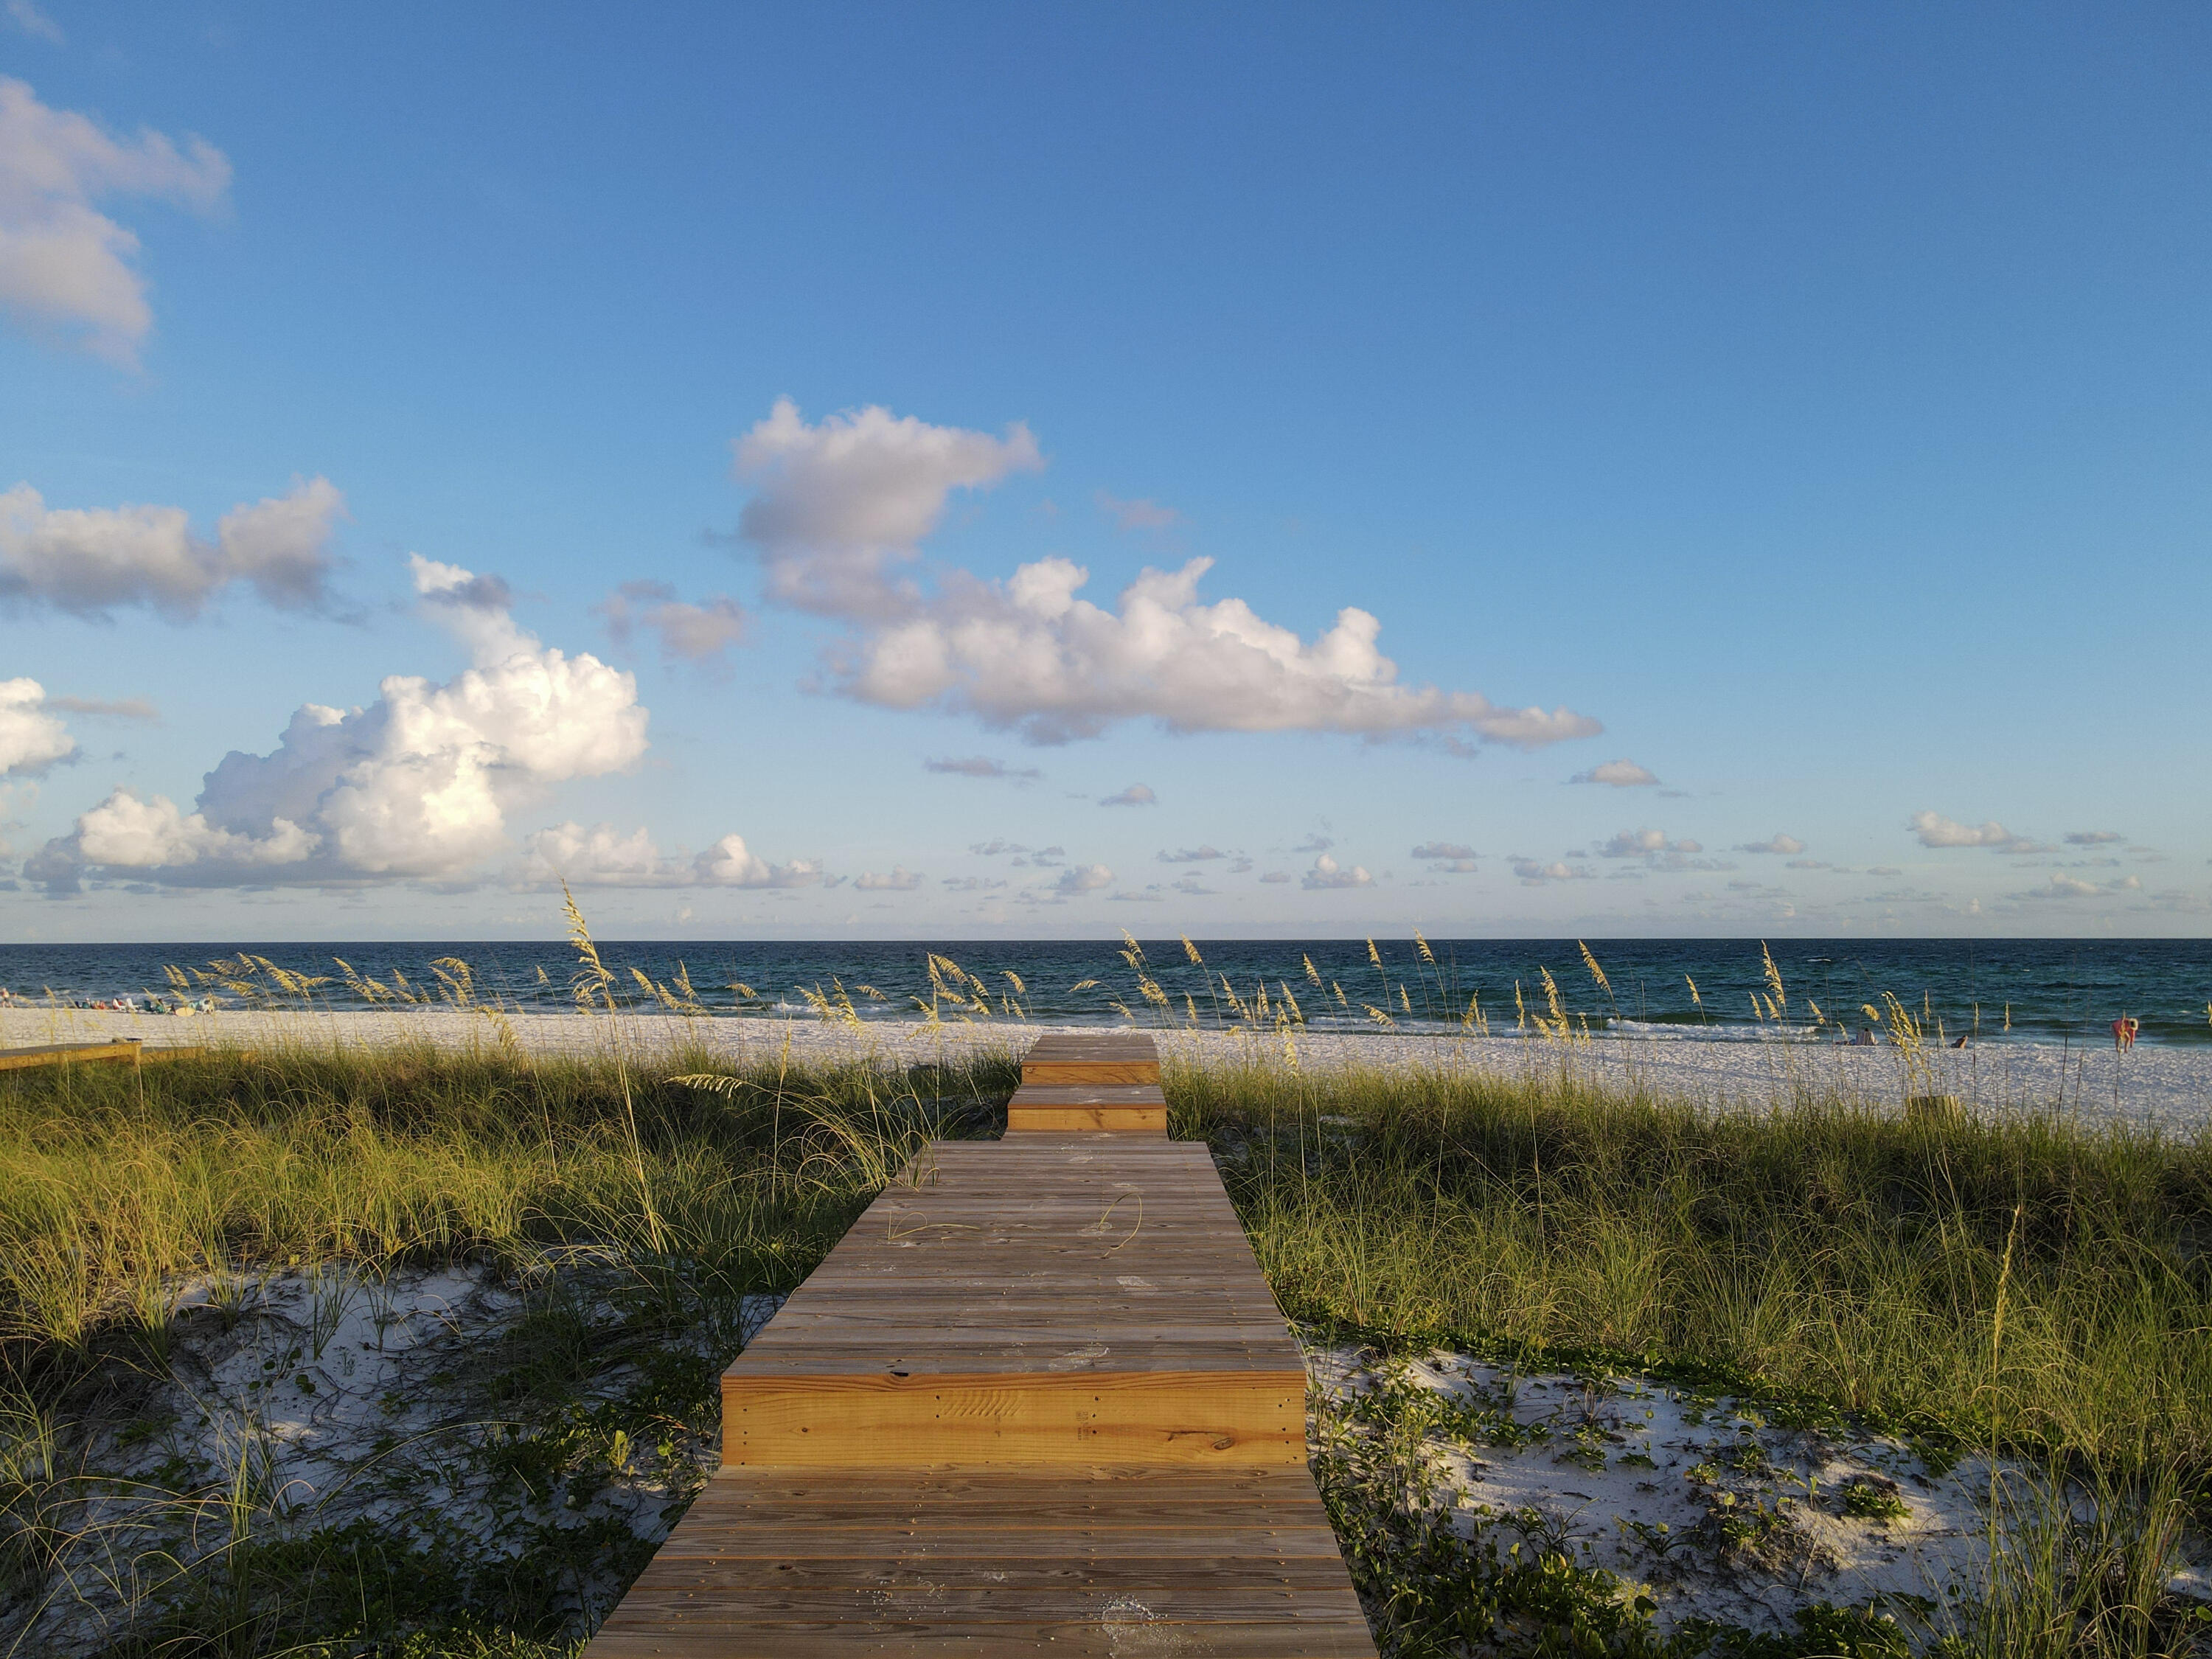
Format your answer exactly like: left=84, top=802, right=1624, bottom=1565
left=7, top=1004, right=2205, bottom=1131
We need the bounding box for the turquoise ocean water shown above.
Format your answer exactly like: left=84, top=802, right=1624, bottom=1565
left=2, top=938, right=2207, bottom=1047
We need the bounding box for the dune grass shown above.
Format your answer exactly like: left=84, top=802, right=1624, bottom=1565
left=1, top=1008, right=2208, bottom=1655
left=0, top=1036, right=1012, bottom=1354
left=1179, top=1049, right=2212, bottom=1656
left=1181, top=1052, right=2212, bottom=1477
left=0, top=1034, right=1011, bottom=1658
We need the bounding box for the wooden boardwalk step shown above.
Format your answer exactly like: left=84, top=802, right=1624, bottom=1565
left=1006, top=1083, right=1166, bottom=1135
left=584, top=1467, right=1376, bottom=1658
left=723, top=1140, right=1303, bottom=1469
left=1020, top=1031, right=1160, bottom=1088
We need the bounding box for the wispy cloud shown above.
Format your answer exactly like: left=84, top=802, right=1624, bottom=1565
left=596, top=580, right=746, bottom=664
left=1095, top=490, right=1180, bottom=532
left=1571, top=758, right=1658, bottom=787
left=6, top=1, right=63, bottom=45
left=1099, top=782, right=1155, bottom=807
left=46, top=694, right=155, bottom=720
left=2015, top=874, right=2141, bottom=900
left=2065, top=830, right=2123, bottom=845
left=1511, top=857, right=1593, bottom=885
left=1054, top=863, right=1113, bottom=894
left=1410, top=841, right=1474, bottom=860
left=1, top=478, right=343, bottom=619
left=926, top=756, right=1040, bottom=781
left=1156, top=844, right=1223, bottom=863
left=0, top=77, right=232, bottom=364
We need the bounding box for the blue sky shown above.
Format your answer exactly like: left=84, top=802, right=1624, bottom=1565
left=2, top=3, right=2208, bottom=941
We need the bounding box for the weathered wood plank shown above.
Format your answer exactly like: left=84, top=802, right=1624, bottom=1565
left=586, top=1620, right=1377, bottom=1658
left=723, top=1369, right=1304, bottom=1469
left=0, top=1041, right=212, bottom=1071
left=1019, top=1032, right=1161, bottom=1087
left=584, top=1465, right=1375, bottom=1658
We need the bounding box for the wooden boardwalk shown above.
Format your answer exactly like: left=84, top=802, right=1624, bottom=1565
left=0, top=1040, right=210, bottom=1072
left=585, top=1031, right=1375, bottom=1658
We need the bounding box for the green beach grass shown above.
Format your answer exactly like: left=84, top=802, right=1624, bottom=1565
left=1, top=981, right=2208, bottom=1655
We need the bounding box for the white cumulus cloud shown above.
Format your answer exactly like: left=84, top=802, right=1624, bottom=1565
left=734, top=397, right=1043, bottom=617
left=1599, top=828, right=1703, bottom=859
left=731, top=401, right=1600, bottom=751
left=34, top=557, right=662, bottom=890
left=1099, top=782, right=1155, bottom=807
left=844, top=553, right=1601, bottom=748
left=523, top=821, right=817, bottom=889
left=854, top=866, right=922, bottom=891
left=1301, top=853, right=1371, bottom=891
left=1054, top=863, right=1113, bottom=894
left=0, top=677, right=75, bottom=775
left=1910, top=811, right=2023, bottom=849
left=1512, top=857, right=1593, bottom=885
left=1736, top=833, right=1805, bottom=855
left=0, top=77, right=232, bottom=364
left=0, top=477, right=343, bottom=618
left=74, top=789, right=316, bottom=870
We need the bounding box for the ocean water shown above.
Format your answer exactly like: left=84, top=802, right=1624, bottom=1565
left=2, top=937, right=2208, bottom=1047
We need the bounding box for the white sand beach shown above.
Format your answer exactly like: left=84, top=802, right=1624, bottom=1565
left=8, top=1004, right=2205, bottom=1133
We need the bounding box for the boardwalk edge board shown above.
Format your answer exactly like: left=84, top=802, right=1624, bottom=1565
left=0, top=1040, right=212, bottom=1071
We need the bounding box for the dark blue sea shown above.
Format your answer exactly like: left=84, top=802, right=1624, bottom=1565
left=2, top=939, right=2208, bottom=1047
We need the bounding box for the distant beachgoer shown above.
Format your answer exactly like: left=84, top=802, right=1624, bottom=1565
left=1950, top=1035, right=1969, bottom=1048
left=1851, top=1028, right=1875, bottom=1047
left=2112, top=1015, right=2139, bottom=1051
